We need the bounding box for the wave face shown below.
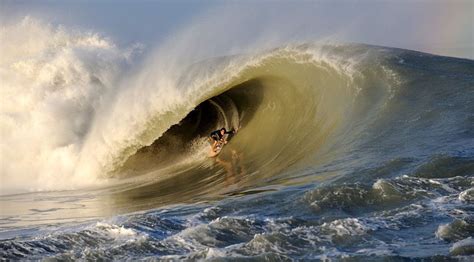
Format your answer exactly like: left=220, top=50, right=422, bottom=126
left=1, top=18, right=474, bottom=260
left=108, top=45, right=364, bottom=179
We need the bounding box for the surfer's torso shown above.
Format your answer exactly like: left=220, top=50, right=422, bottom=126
left=210, top=130, right=224, bottom=141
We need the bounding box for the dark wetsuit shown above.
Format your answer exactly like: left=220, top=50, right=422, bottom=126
left=210, top=129, right=233, bottom=141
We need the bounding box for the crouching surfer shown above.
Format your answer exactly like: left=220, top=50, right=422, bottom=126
left=209, top=127, right=235, bottom=153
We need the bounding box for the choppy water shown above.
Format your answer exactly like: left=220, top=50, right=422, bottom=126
left=1, top=18, right=473, bottom=260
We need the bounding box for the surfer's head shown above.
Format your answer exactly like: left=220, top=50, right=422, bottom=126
left=220, top=128, right=226, bottom=135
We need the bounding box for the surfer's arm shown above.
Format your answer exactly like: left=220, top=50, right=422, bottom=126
left=225, top=129, right=235, bottom=135
left=223, top=130, right=235, bottom=144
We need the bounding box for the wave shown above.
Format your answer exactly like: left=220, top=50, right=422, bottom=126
left=79, top=43, right=396, bottom=177
left=1, top=17, right=473, bottom=197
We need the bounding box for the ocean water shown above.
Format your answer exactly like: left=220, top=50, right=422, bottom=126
left=1, top=18, right=473, bottom=260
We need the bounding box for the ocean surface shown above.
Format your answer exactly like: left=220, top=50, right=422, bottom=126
left=1, top=18, right=473, bottom=260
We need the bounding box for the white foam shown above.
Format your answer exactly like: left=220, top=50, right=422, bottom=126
left=435, top=223, right=451, bottom=240
left=206, top=247, right=226, bottom=258
left=0, top=17, right=138, bottom=194
left=166, top=222, right=217, bottom=249
left=459, top=188, right=473, bottom=202
left=95, top=222, right=147, bottom=243
left=321, top=218, right=371, bottom=237
left=356, top=247, right=394, bottom=256
left=429, top=179, right=457, bottom=193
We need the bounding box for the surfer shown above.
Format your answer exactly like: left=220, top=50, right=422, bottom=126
left=209, top=128, right=235, bottom=152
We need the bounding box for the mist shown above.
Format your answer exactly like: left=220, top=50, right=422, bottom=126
left=1, top=0, right=472, bottom=59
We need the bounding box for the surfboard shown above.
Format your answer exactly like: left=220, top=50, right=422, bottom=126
left=209, top=141, right=224, bottom=157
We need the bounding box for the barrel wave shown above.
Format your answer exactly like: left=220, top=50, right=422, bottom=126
left=67, top=44, right=394, bottom=205
left=1, top=19, right=473, bottom=260
left=80, top=45, right=392, bottom=184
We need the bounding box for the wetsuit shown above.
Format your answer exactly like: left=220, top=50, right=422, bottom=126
left=210, top=129, right=233, bottom=141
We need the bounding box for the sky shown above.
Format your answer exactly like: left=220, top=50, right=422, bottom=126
left=1, top=0, right=473, bottom=59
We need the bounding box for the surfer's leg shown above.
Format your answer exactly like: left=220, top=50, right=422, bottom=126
left=211, top=140, right=218, bottom=152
